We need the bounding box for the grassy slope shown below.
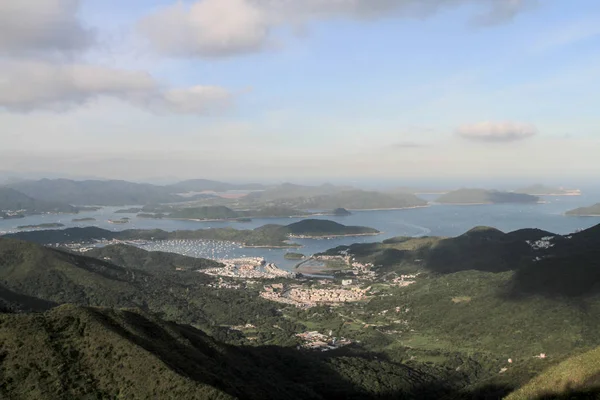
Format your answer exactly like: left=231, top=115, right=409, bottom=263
left=505, top=345, right=600, bottom=400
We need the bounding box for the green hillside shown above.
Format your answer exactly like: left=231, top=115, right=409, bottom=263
left=6, top=219, right=379, bottom=247
left=436, top=189, right=539, bottom=205
left=86, top=244, right=223, bottom=272
left=506, top=345, right=600, bottom=400
left=566, top=203, right=600, bottom=216
left=283, top=219, right=380, bottom=237
left=6, top=179, right=183, bottom=206
left=0, top=187, right=77, bottom=214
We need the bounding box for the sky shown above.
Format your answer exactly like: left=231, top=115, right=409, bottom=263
left=1, top=0, right=600, bottom=184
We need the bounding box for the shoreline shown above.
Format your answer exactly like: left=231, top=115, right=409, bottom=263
left=348, top=205, right=429, bottom=211
left=289, top=232, right=381, bottom=239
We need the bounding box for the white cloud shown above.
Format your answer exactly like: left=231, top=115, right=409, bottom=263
left=0, top=61, right=232, bottom=114
left=456, top=121, right=538, bottom=142
left=0, top=0, right=94, bottom=54
left=138, top=0, right=536, bottom=58
left=138, top=0, right=271, bottom=58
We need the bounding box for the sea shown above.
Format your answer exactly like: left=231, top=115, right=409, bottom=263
left=2, top=190, right=600, bottom=271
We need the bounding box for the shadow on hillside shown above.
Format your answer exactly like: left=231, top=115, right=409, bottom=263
left=0, top=284, right=57, bottom=312
left=85, top=307, right=516, bottom=400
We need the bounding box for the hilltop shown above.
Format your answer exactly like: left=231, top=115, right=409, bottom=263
left=436, top=189, right=539, bottom=205
left=0, top=187, right=77, bottom=215
left=566, top=203, right=600, bottom=217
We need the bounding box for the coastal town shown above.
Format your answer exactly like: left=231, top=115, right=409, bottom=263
left=260, top=282, right=370, bottom=308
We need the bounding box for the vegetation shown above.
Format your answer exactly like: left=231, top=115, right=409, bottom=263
left=0, top=187, right=77, bottom=214
left=566, top=203, right=600, bottom=216
left=283, top=219, right=380, bottom=237
left=7, top=219, right=379, bottom=247
left=333, top=207, right=352, bottom=216
left=73, top=217, right=96, bottom=222
left=506, top=345, right=600, bottom=400
left=6, top=179, right=184, bottom=206
left=5, top=220, right=600, bottom=398
left=16, top=223, right=65, bottom=229
left=284, top=252, right=306, bottom=260
left=169, top=205, right=240, bottom=220
left=436, top=189, right=540, bottom=204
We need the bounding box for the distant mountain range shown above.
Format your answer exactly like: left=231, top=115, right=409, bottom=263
left=0, top=187, right=78, bottom=215
left=167, top=179, right=266, bottom=193
left=436, top=188, right=539, bottom=204
left=5, top=179, right=184, bottom=206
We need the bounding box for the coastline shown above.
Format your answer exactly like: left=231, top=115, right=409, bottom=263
left=289, top=232, right=381, bottom=239
left=347, top=205, right=429, bottom=211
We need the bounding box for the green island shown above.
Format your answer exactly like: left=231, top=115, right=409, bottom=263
left=16, top=223, right=66, bottom=229
left=168, top=205, right=314, bottom=221
left=436, top=188, right=540, bottom=204
left=3, top=223, right=600, bottom=398
left=72, top=217, right=97, bottom=222
left=284, top=252, right=306, bottom=260
left=332, top=207, right=352, bottom=216
left=566, top=203, right=600, bottom=216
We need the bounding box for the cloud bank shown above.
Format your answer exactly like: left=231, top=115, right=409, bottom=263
left=138, top=0, right=536, bottom=58
left=0, top=0, right=94, bottom=55
left=456, top=121, right=538, bottom=142
left=0, top=61, right=233, bottom=114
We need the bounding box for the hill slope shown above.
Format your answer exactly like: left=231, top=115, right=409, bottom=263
left=506, top=345, right=600, bottom=400
left=7, top=179, right=183, bottom=206
left=566, top=203, right=600, bottom=216
left=0, top=187, right=77, bottom=214
left=436, top=189, right=539, bottom=205
left=168, top=179, right=265, bottom=192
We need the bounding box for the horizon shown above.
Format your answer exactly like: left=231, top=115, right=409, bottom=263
left=1, top=0, right=600, bottom=181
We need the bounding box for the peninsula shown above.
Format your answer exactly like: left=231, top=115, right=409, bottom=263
left=436, top=188, right=540, bottom=205
left=515, top=184, right=581, bottom=196
left=5, top=219, right=380, bottom=248
left=566, top=203, right=600, bottom=217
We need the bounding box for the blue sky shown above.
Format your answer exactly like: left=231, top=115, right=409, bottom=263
left=1, top=0, right=600, bottom=183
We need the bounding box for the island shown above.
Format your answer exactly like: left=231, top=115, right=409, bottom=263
left=332, top=208, right=351, bottom=216
left=167, top=205, right=313, bottom=221
left=108, top=218, right=130, bottom=224
left=436, top=189, right=540, bottom=205
left=566, top=203, right=600, bottom=217
left=17, top=223, right=65, bottom=229
left=283, top=219, right=380, bottom=238
left=284, top=252, right=306, bottom=260
left=72, top=217, right=97, bottom=222
left=137, top=213, right=166, bottom=219
left=515, top=184, right=581, bottom=196
left=115, top=208, right=143, bottom=213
